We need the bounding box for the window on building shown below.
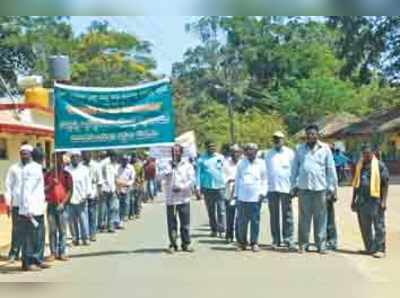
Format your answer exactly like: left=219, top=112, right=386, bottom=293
left=0, top=138, right=8, bottom=159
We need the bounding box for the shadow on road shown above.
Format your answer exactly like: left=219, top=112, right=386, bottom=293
left=194, top=227, right=210, bottom=232
left=132, top=248, right=168, bottom=254
left=190, top=233, right=209, bottom=239
left=0, top=265, right=23, bottom=275
left=335, top=248, right=365, bottom=256
left=69, top=248, right=169, bottom=259
left=210, top=246, right=237, bottom=252
left=70, top=250, right=132, bottom=259
left=198, top=239, right=227, bottom=245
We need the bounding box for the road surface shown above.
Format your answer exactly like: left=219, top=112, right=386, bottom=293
left=1, top=186, right=400, bottom=298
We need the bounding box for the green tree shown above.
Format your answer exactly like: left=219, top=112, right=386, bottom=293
left=0, top=16, right=73, bottom=88
left=0, top=17, right=157, bottom=90
left=276, top=76, right=356, bottom=133
left=72, top=20, right=157, bottom=87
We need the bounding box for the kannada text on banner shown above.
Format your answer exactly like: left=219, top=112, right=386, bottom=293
left=54, top=79, right=175, bottom=151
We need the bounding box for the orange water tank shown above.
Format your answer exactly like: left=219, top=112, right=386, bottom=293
left=24, top=87, right=49, bottom=108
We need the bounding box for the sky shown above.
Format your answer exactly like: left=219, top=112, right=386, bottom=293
left=71, top=16, right=199, bottom=76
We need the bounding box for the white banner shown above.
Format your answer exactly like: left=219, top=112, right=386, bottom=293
left=149, top=131, right=197, bottom=160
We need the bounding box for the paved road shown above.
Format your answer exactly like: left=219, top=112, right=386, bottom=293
left=1, top=186, right=400, bottom=298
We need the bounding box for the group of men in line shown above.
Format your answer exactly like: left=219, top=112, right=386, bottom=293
left=3, top=124, right=390, bottom=271
left=192, top=125, right=389, bottom=257
left=4, top=147, right=153, bottom=271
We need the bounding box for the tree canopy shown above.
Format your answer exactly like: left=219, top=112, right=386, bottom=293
left=0, top=17, right=157, bottom=90
left=1, top=16, right=400, bottom=149
left=173, top=16, right=400, bottom=146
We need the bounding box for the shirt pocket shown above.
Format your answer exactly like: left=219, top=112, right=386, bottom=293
left=243, top=171, right=257, bottom=185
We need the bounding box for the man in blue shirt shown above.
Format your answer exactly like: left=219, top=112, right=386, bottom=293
left=291, top=124, right=338, bottom=254
left=196, top=141, right=226, bottom=238
left=333, top=148, right=351, bottom=184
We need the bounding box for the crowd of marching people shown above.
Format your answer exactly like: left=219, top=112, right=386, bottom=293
left=3, top=124, right=390, bottom=271
left=193, top=125, right=389, bottom=257
left=4, top=146, right=157, bottom=271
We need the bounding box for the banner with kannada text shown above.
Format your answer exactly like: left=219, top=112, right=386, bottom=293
left=54, top=79, right=175, bottom=151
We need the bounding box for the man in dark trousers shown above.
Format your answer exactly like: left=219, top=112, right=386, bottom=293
left=351, top=145, right=389, bottom=258
left=196, top=141, right=226, bottom=238
left=161, top=144, right=195, bottom=253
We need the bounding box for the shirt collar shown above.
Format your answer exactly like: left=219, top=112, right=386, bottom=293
left=176, top=159, right=187, bottom=167
left=305, top=141, right=323, bottom=152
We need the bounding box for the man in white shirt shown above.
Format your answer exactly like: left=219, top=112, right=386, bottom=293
left=161, top=144, right=195, bottom=253
left=82, top=151, right=102, bottom=242
left=290, top=124, right=338, bottom=254
left=66, top=151, right=91, bottom=246
left=5, top=145, right=50, bottom=271
left=100, top=151, right=120, bottom=233
left=265, top=131, right=296, bottom=251
left=223, top=144, right=242, bottom=243
left=116, top=155, right=135, bottom=228
left=234, top=143, right=267, bottom=252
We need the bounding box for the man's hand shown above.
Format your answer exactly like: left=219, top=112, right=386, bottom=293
left=328, top=189, right=338, bottom=202
left=172, top=186, right=181, bottom=193
left=351, top=201, right=357, bottom=212
left=290, top=187, right=299, bottom=198
left=195, top=189, right=202, bottom=200
left=57, top=203, right=64, bottom=211
left=380, top=200, right=387, bottom=211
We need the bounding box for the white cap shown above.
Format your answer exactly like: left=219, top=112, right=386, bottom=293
left=69, top=150, right=82, bottom=156
left=245, top=143, right=258, bottom=150
left=273, top=131, right=285, bottom=138
left=20, top=144, right=34, bottom=152
left=230, top=144, right=241, bottom=151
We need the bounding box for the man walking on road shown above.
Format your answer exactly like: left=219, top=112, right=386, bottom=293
left=44, top=153, right=73, bottom=261
left=144, top=157, right=157, bottom=202
left=99, top=151, right=120, bottom=233
left=5, top=145, right=50, bottom=271
left=116, top=155, right=135, bottom=228
left=5, top=147, right=28, bottom=263
left=82, top=151, right=102, bottom=242
left=265, top=131, right=296, bottom=251
left=351, top=145, right=389, bottom=258
left=161, top=144, right=195, bottom=253
left=66, top=151, right=91, bottom=246
left=291, top=125, right=338, bottom=254
left=223, top=144, right=241, bottom=243
left=196, top=141, right=226, bottom=238
left=130, top=153, right=144, bottom=219
left=235, top=143, right=267, bottom=252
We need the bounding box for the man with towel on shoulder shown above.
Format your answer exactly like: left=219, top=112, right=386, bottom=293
left=351, top=144, right=390, bottom=258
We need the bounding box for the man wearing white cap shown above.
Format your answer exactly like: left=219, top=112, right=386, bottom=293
left=223, top=144, right=242, bottom=243
left=265, top=131, right=296, bottom=251
left=234, top=143, right=267, bottom=252
left=66, top=150, right=91, bottom=246
left=5, top=144, right=50, bottom=271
